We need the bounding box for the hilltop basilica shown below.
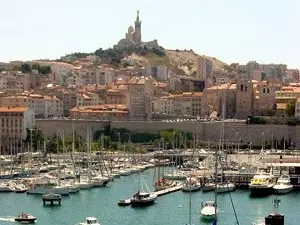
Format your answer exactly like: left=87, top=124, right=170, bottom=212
left=114, top=11, right=159, bottom=49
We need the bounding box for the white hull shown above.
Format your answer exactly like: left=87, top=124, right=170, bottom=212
left=215, top=183, right=235, bottom=193
left=202, top=184, right=215, bottom=192
left=182, top=185, right=201, bottom=192
left=91, top=180, right=105, bottom=187
left=273, top=185, right=293, bottom=194
left=200, top=206, right=216, bottom=220
left=27, top=187, right=70, bottom=195
left=119, top=170, right=132, bottom=176
left=76, top=182, right=92, bottom=189
left=0, top=186, right=13, bottom=192
left=163, top=174, right=186, bottom=180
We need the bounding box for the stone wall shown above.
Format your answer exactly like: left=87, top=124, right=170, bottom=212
left=36, top=119, right=300, bottom=147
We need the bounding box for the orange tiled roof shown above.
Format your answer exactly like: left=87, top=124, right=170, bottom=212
left=0, top=106, right=28, bottom=112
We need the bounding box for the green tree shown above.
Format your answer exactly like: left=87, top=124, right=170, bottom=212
left=21, top=63, right=32, bottom=73
left=285, top=100, right=296, bottom=117
left=39, top=65, right=51, bottom=74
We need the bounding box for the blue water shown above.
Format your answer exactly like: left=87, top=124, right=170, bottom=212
left=0, top=168, right=298, bottom=225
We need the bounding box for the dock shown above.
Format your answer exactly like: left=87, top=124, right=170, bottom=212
left=154, top=185, right=183, bottom=196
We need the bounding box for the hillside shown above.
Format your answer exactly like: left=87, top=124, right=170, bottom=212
left=130, top=49, right=238, bottom=78
left=62, top=47, right=238, bottom=78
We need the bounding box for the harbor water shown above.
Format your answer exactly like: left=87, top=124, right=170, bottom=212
left=0, top=168, right=298, bottom=225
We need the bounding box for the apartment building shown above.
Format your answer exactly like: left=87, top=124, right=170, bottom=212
left=152, top=92, right=206, bottom=117
left=70, top=104, right=129, bottom=120
left=0, top=94, right=63, bottom=118
left=76, top=92, right=105, bottom=107
left=0, top=106, right=35, bottom=140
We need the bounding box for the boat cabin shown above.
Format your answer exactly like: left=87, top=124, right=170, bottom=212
left=133, top=192, right=150, bottom=199
left=85, top=217, right=99, bottom=224
left=201, top=201, right=216, bottom=207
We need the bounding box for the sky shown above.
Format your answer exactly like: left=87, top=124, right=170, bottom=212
left=0, top=0, right=299, bottom=68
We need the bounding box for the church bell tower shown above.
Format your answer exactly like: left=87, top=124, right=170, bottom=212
left=134, top=10, right=142, bottom=45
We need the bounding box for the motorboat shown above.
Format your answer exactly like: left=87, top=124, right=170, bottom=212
left=200, top=201, right=217, bottom=220
left=215, top=182, right=235, bottom=193
left=273, top=174, right=293, bottom=194
left=249, top=170, right=277, bottom=196
left=117, top=198, right=131, bottom=206
left=130, top=192, right=157, bottom=207
left=79, top=217, right=100, bottom=225
left=14, top=184, right=27, bottom=193
left=15, top=213, right=37, bottom=223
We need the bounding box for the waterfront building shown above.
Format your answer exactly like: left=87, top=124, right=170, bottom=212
left=0, top=106, right=35, bottom=154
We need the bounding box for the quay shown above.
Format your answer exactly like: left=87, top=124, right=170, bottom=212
left=154, top=185, right=183, bottom=196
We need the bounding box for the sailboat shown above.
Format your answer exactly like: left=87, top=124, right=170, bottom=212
left=153, top=160, right=173, bottom=191
left=130, top=172, right=157, bottom=207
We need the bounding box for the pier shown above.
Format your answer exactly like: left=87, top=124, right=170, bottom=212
left=154, top=185, right=183, bottom=196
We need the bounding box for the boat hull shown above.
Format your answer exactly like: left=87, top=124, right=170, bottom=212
left=27, top=187, right=69, bottom=195
left=15, top=218, right=36, bottom=223
left=250, top=186, right=273, bottom=197
left=273, top=186, right=293, bottom=194
left=182, top=185, right=201, bottom=192
left=130, top=199, right=155, bottom=207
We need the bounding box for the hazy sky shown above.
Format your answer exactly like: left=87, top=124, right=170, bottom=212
left=1, top=0, right=299, bottom=68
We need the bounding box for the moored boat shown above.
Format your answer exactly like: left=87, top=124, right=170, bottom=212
left=273, top=174, right=293, bottom=194
left=249, top=170, right=277, bottom=196
left=117, top=198, right=131, bottom=206
left=215, top=182, right=235, bottom=193
left=130, top=192, right=157, bottom=207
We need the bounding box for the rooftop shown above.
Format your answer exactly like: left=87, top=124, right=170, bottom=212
left=0, top=106, right=28, bottom=112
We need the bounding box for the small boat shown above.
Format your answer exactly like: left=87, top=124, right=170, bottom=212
left=215, top=182, right=235, bottom=193
left=273, top=174, right=293, bottom=194
left=117, top=199, right=131, bottom=206
left=79, top=217, right=100, bottom=225
left=130, top=192, right=157, bottom=207
left=14, top=184, right=27, bottom=193
left=15, top=213, right=37, bottom=223
left=200, top=201, right=217, bottom=220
